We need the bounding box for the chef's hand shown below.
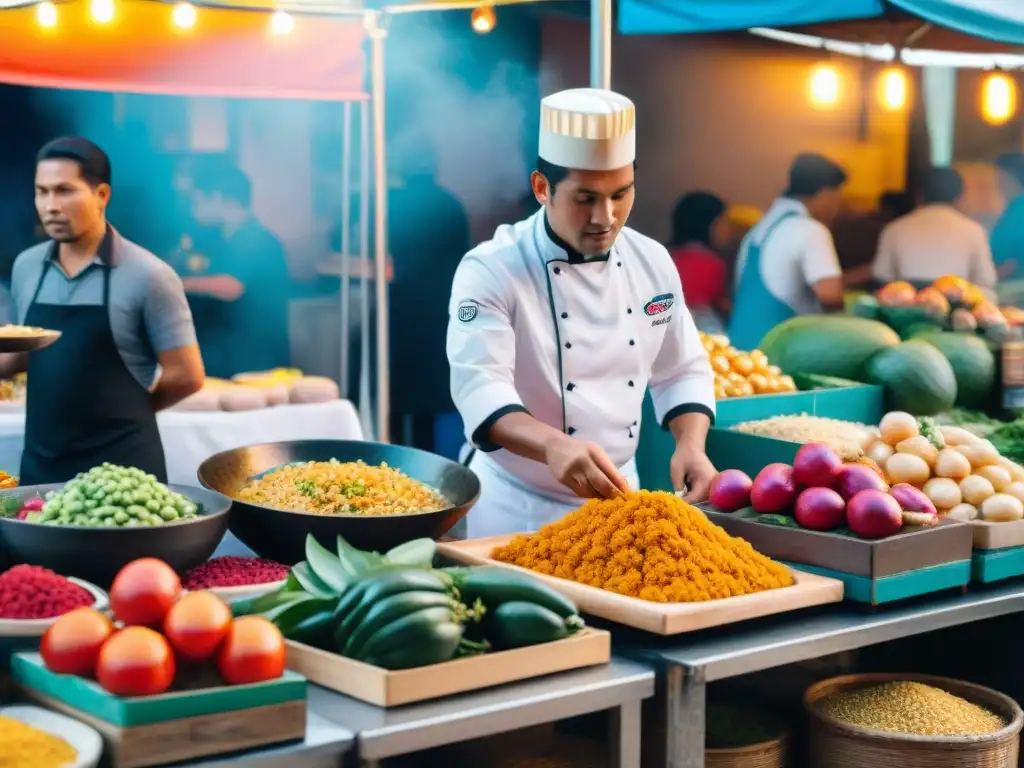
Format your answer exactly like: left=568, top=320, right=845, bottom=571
left=544, top=434, right=631, bottom=500
left=670, top=443, right=717, bottom=503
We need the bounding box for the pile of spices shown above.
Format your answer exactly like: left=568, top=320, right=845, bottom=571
left=492, top=491, right=793, bottom=602
left=818, top=681, right=1005, bottom=736
left=0, top=565, right=93, bottom=620
left=182, top=556, right=289, bottom=590
left=0, top=715, right=78, bottom=768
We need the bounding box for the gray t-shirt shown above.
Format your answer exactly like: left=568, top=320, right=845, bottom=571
left=11, top=228, right=197, bottom=389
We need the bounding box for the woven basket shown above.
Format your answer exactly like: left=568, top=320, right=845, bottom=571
left=805, top=674, right=1023, bottom=768
left=706, top=733, right=788, bottom=768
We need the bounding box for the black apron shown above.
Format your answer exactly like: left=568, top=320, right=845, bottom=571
left=20, top=253, right=167, bottom=485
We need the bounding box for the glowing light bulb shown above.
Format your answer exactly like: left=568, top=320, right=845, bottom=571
left=90, top=0, right=114, bottom=24
left=172, top=2, right=196, bottom=29
left=270, top=10, right=294, bottom=35
left=36, top=1, right=57, bottom=27
left=808, top=63, right=840, bottom=109
left=981, top=71, right=1017, bottom=126
left=470, top=5, right=495, bottom=33
left=878, top=66, right=908, bottom=111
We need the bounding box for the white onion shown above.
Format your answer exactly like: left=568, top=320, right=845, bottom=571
left=976, top=464, right=1013, bottom=492
left=880, top=412, right=919, bottom=446
left=960, top=475, right=996, bottom=507
left=885, top=453, right=931, bottom=487
left=939, top=426, right=981, bottom=446
left=1005, top=482, right=1024, bottom=506
left=866, top=440, right=895, bottom=465
left=980, top=493, right=1024, bottom=523
left=923, top=477, right=962, bottom=510
left=997, top=457, right=1024, bottom=483
left=896, top=436, right=939, bottom=466
left=934, top=448, right=971, bottom=480
left=956, top=440, right=1001, bottom=470
left=944, top=503, right=978, bottom=522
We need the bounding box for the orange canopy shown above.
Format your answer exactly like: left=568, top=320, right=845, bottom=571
left=0, top=0, right=367, bottom=100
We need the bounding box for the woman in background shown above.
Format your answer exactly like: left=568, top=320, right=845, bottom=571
left=668, top=191, right=732, bottom=333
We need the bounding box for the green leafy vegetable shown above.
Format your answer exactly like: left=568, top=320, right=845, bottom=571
left=385, top=538, right=436, bottom=568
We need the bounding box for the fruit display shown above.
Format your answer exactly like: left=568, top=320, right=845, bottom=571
left=699, top=332, right=797, bottom=398
left=40, top=557, right=285, bottom=695
left=0, top=565, right=102, bottom=621
left=23, top=464, right=199, bottom=528
left=708, top=442, right=937, bottom=538
left=173, top=368, right=340, bottom=412
left=234, top=535, right=585, bottom=669
left=863, top=411, right=1024, bottom=523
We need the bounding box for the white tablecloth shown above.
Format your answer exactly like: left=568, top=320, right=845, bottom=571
left=0, top=400, right=364, bottom=484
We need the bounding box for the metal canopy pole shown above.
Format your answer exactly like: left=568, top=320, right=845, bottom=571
left=339, top=102, right=352, bottom=398
left=367, top=10, right=391, bottom=443
left=590, top=0, right=612, bottom=89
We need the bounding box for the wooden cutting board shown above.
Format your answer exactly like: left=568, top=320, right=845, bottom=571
left=438, top=536, right=844, bottom=636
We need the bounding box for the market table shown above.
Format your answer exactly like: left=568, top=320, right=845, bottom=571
left=312, top=659, right=654, bottom=768
left=617, top=581, right=1024, bottom=768
left=0, top=400, right=363, bottom=482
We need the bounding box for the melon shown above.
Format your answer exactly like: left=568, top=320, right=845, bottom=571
left=760, top=316, right=900, bottom=381
left=864, top=340, right=958, bottom=416
left=916, top=331, right=996, bottom=409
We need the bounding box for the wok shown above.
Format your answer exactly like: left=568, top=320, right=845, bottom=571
left=197, top=440, right=480, bottom=564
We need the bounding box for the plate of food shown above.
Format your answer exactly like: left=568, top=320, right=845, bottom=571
left=0, top=705, right=103, bottom=768
left=0, top=325, right=61, bottom=353
left=0, top=566, right=109, bottom=637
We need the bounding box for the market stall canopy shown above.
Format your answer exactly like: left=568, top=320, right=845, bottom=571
left=0, top=0, right=366, bottom=100
left=618, top=0, right=1024, bottom=45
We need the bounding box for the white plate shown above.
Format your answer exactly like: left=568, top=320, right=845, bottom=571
left=0, top=578, right=109, bottom=637
left=0, top=704, right=103, bottom=768
left=202, top=579, right=288, bottom=603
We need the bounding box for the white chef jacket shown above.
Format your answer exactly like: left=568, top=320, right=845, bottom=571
left=446, top=210, right=715, bottom=532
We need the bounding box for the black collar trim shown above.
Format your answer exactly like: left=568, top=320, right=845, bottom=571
left=543, top=214, right=611, bottom=265
left=46, top=224, right=116, bottom=267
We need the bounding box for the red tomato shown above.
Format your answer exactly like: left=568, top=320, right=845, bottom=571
left=96, top=626, right=176, bottom=696
left=40, top=607, right=114, bottom=676
left=109, top=558, right=181, bottom=626
left=164, top=591, right=232, bottom=662
left=217, top=617, right=286, bottom=686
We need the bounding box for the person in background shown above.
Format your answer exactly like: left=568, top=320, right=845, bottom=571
left=2, top=137, right=203, bottom=483
left=182, top=164, right=292, bottom=378
left=727, top=153, right=847, bottom=352
left=835, top=190, right=915, bottom=289
left=668, top=191, right=731, bottom=333
left=871, top=166, right=996, bottom=291
left=991, top=152, right=1024, bottom=281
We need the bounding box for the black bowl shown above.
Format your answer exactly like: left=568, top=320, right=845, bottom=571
left=197, top=440, right=480, bottom=564
left=0, top=484, right=231, bottom=588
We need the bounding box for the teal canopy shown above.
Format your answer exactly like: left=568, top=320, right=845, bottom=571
left=619, top=0, right=1024, bottom=44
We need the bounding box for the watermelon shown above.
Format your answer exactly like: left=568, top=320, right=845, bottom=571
left=900, top=321, right=943, bottom=340
left=916, top=331, right=996, bottom=408
left=760, top=316, right=900, bottom=380
left=864, top=339, right=958, bottom=416
left=850, top=294, right=881, bottom=320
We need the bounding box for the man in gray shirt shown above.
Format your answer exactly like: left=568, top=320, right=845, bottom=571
left=4, top=137, right=205, bottom=484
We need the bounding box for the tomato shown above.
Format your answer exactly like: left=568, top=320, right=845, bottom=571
left=109, top=558, right=181, bottom=626
left=164, top=591, right=232, bottom=662
left=40, top=607, right=114, bottom=676
left=96, top=626, right=176, bottom=696
left=217, top=617, right=286, bottom=686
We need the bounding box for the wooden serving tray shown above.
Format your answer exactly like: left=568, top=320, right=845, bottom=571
left=436, top=537, right=843, bottom=636
left=12, top=653, right=307, bottom=767
left=971, top=519, right=1024, bottom=550
left=285, top=628, right=611, bottom=707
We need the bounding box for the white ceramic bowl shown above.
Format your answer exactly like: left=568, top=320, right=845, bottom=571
left=201, top=578, right=288, bottom=603
left=0, top=705, right=103, bottom=768
left=0, top=578, right=108, bottom=637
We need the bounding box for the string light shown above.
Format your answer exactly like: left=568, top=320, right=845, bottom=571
left=878, top=66, right=908, bottom=111
left=808, top=63, right=840, bottom=108
left=90, top=0, right=115, bottom=24
left=470, top=5, right=495, bottom=33
left=270, top=10, right=294, bottom=35
left=35, top=1, right=57, bottom=27
left=981, top=71, right=1017, bottom=125
left=172, top=2, right=197, bottom=29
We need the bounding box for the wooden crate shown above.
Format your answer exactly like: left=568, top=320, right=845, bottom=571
left=972, top=519, right=1024, bottom=550
left=285, top=628, right=610, bottom=707
left=436, top=538, right=843, bottom=635
left=11, top=652, right=307, bottom=768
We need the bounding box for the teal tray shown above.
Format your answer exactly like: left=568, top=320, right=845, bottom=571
left=783, top=560, right=971, bottom=605
left=972, top=546, right=1024, bottom=583
left=636, top=386, right=883, bottom=491
left=11, top=652, right=307, bottom=727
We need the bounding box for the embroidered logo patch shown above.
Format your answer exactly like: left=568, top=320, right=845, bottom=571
left=457, top=300, right=479, bottom=323
left=644, top=293, right=674, bottom=316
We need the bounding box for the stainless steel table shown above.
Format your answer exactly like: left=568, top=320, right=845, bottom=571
left=620, top=582, right=1024, bottom=768
left=312, top=659, right=655, bottom=767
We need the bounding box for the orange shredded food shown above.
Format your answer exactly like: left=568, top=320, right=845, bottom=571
left=491, top=490, right=794, bottom=603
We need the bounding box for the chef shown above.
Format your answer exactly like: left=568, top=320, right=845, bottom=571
left=1, top=137, right=205, bottom=484
left=446, top=88, right=717, bottom=538
left=728, top=153, right=847, bottom=352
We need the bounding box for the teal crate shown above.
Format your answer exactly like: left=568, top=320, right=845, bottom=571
left=11, top=652, right=306, bottom=727
left=972, top=546, right=1024, bottom=583
left=784, top=560, right=971, bottom=605
left=636, top=386, right=882, bottom=491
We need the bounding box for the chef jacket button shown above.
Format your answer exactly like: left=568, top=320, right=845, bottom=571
left=633, top=420, right=638, bottom=425
left=561, top=312, right=568, bottom=319
left=627, top=308, right=633, bottom=314
left=565, top=342, right=572, bottom=349
left=567, top=382, right=576, bottom=391
left=567, top=427, right=577, bottom=435
left=629, top=339, right=635, bottom=346
left=617, top=261, right=622, bottom=267
left=628, top=380, right=635, bottom=387
left=553, top=267, right=561, bottom=275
